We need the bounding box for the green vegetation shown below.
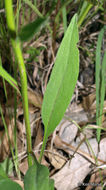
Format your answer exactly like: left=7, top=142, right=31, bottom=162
left=96, top=26, right=106, bottom=142
left=0, top=0, right=105, bottom=189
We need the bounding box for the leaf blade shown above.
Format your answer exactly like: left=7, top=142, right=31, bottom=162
left=42, top=14, right=79, bottom=137
left=0, top=65, right=20, bottom=93
left=24, top=163, right=54, bottom=190
left=0, top=179, right=22, bottom=190
left=0, top=166, right=22, bottom=190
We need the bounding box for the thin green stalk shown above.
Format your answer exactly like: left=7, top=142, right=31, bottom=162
left=15, top=0, right=22, bottom=33
left=5, top=0, right=32, bottom=167
left=78, top=1, right=93, bottom=27
left=39, top=129, right=48, bottom=163
left=12, top=40, right=33, bottom=167
left=23, top=0, right=43, bottom=18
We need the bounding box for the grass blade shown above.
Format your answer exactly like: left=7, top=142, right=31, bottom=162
left=77, top=1, right=93, bottom=27
left=97, top=51, right=106, bottom=141
left=96, top=26, right=106, bottom=142
left=0, top=65, right=20, bottom=93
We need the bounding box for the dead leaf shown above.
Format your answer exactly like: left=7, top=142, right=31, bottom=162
left=28, top=88, right=42, bottom=108
left=82, top=91, right=96, bottom=111
left=46, top=147, right=66, bottom=169
left=52, top=137, right=106, bottom=190
left=98, top=138, right=106, bottom=161
left=19, top=158, right=28, bottom=175
left=34, top=123, right=43, bottom=147
left=85, top=169, right=106, bottom=190
left=59, top=120, right=78, bottom=144
left=52, top=156, right=92, bottom=190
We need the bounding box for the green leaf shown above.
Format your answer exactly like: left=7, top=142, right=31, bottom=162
left=19, top=17, right=48, bottom=42
left=77, top=1, right=92, bottom=27
left=0, top=65, right=19, bottom=93
left=0, top=179, right=22, bottom=190
left=42, top=14, right=79, bottom=137
left=0, top=166, right=22, bottom=190
left=49, top=179, right=55, bottom=190
left=0, top=158, right=13, bottom=176
left=24, top=162, right=54, bottom=190
left=96, top=26, right=106, bottom=142
left=0, top=165, right=8, bottom=180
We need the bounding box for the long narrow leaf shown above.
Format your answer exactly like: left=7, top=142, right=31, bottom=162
left=77, top=1, right=92, bottom=27
left=97, top=51, right=106, bottom=141
left=39, top=14, right=79, bottom=162
left=0, top=65, right=20, bottom=93
left=96, top=27, right=104, bottom=123
left=42, top=14, right=79, bottom=137
left=96, top=27, right=105, bottom=141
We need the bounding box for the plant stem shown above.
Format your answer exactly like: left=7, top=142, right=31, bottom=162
left=39, top=129, right=48, bottom=163
left=5, top=0, right=32, bottom=167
